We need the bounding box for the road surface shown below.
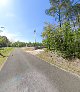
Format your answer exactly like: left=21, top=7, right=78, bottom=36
left=0, top=48, right=80, bottom=92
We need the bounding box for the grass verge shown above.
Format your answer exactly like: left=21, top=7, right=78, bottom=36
left=0, top=47, right=14, bottom=69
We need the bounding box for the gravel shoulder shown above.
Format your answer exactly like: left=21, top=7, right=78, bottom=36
left=23, top=47, right=80, bottom=76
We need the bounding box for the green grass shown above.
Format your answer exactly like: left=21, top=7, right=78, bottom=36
left=0, top=47, right=14, bottom=69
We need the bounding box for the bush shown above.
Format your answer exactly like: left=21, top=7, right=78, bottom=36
left=42, top=22, right=80, bottom=59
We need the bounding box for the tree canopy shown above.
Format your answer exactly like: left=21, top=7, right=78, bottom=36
left=0, top=36, right=10, bottom=47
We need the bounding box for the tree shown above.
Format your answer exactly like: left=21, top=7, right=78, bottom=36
left=46, top=0, right=72, bottom=27
left=0, top=36, right=10, bottom=47
left=72, top=3, right=80, bottom=28
left=0, top=36, right=10, bottom=57
left=42, top=0, right=80, bottom=59
left=42, top=23, right=55, bottom=50
left=64, top=1, right=80, bottom=29
left=42, top=22, right=80, bottom=58
left=11, top=41, right=26, bottom=47
left=46, top=0, right=80, bottom=29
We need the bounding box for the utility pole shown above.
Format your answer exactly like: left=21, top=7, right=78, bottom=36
left=34, top=30, right=36, bottom=49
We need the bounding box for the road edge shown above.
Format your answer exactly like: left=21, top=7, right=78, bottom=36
left=0, top=57, right=8, bottom=71
left=24, top=50, right=80, bottom=79
left=0, top=48, right=14, bottom=71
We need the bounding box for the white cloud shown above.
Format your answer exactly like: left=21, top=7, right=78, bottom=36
left=6, top=13, right=16, bottom=17
left=0, top=30, right=22, bottom=42
left=0, top=0, right=10, bottom=7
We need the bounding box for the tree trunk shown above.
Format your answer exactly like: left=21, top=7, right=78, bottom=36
left=59, top=8, right=62, bottom=27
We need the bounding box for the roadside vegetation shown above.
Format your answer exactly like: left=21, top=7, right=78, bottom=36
left=42, top=0, right=80, bottom=59
left=37, top=0, right=80, bottom=75
left=0, top=47, right=14, bottom=69
left=0, top=35, right=43, bottom=48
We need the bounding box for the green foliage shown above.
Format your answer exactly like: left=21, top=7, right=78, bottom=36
left=45, top=0, right=72, bottom=27
left=43, top=0, right=80, bottom=59
left=42, top=23, right=54, bottom=50
left=11, top=41, right=43, bottom=48
left=27, top=42, right=43, bottom=48
left=0, top=47, right=13, bottom=56
left=46, top=0, right=80, bottom=28
left=0, top=36, right=10, bottom=47
left=11, top=41, right=26, bottom=47
left=42, top=22, right=80, bottom=59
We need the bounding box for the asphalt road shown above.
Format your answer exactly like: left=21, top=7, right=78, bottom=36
left=0, top=48, right=80, bottom=92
